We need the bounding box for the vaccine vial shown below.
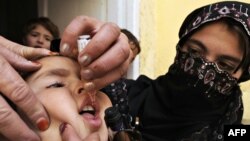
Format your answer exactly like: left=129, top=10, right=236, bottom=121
left=77, top=35, right=91, bottom=52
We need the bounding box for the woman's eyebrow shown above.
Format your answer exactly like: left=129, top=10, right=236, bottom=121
left=33, top=68, right=70, bottom=81
left=219, top=55, right=241, bottom=64
left=187, top=39, right=207, bottom=52
left=188, top=39, right=241, bottom=64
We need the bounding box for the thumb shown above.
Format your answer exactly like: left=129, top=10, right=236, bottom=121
left=0, top=46, right=41, bottom=72
left=0, top=36, right=56, bottom=60
left=83, top=133, right=101, bottom=141
left=60, top=123, right=81, bottom=141
left=20, top=46, right=58, bottom=60
left=60, top=123, right=101, bottom=141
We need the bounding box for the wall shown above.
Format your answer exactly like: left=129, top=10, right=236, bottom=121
left=139, top=0, right=157, bottom=77
left=139, top=0, right=250, bottom=124
left=47, top=0, right=106, bottom=35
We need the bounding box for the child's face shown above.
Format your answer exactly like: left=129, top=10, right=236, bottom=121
left=25, top=24, right=53, bottom=49
left=181, top=21, right=244, bottom=79
left=24, top=56, right=112, bottom=141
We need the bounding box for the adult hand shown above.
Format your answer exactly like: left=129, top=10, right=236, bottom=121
left=0, top=36, right=54, bottom=141
left=60, top=16, right=132, bottom=91
left=60, top=124, right=101, bottom=141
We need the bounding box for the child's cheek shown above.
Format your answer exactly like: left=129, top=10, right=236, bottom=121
left=37, top=89, right=78, bottom=122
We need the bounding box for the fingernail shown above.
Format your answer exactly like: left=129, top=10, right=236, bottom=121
left=36, top=117, right=49, bottom=131
left=79, top=55, right=91, bottom=66
left=62, top=43, right=70, bottom=53
left=81, top=69, right=93, bottom=80
left=84, top=82, right=96, bottom=91
left=49, top=51, right=59, bottom=55
left=59, top=123, right=67, bottom=134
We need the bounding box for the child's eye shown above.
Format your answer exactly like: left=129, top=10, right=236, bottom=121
left=46, top=82, right=65, bottom=88
left=45, top=38, right=52, bottom=41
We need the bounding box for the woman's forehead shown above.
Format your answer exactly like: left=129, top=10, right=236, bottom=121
left=190, top=22, right=243, bottom=58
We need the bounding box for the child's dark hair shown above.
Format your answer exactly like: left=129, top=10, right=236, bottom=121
left=121, top=29, right=141, bottom=54
left=22, top=17, right=60, bottom=41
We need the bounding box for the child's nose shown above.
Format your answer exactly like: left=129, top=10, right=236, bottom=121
left=73, top=82, right=96, bottom=105
left=76, top=84, right=85, bottom=95
left=72, top=81, right=85, bottom=95
left=37, top=36, right=44, bottom=44
left=77, top=86, right=84, bottom=94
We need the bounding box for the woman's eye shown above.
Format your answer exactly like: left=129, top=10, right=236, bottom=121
left=188, top=47, right=202, bottom=56
left=46, top=82, right=65, bottom=88
left=189, top=48, right=198, bottom=53
left=217, top=61, right=235, bottom=73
